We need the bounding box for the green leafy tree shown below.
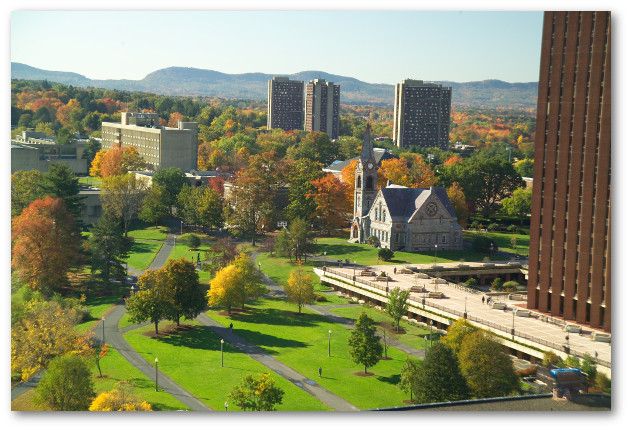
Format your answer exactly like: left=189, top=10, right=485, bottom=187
left=579, top=353, right=598, bottom=387
left=458, top=331, right=520, bottom=399
left=34, top=355, right=95, bottom=411
left=228, top=373, right=285, bottom=411
left=288, top=217, right=315, bottom=262
left=386, top=287, right=410, bottom=332
left=100, top=173, right=150, bottom=237
left=39, top=162, right=85, bottom=221
left=82, top=138, right=101, bottom=166
left=348, top=312, right=383, bottom=374
left=514, top=158, right=534, bottom=178
left=140, top=184, right=170, bottom=227
left=203, top=237, right=239, bottom=276
left=416, top=342, right=470, bottom=403
left=125, top=269, right=174, bottom=334
left=501, top=187, right=532, bottom=225
left=88, top=213, right=132, bottom=290
left=274, top=228, right=292, bottom=259
left=162, top=258, right=205, bottom=326
left=11, top=170, right=44, bottom=217
left=287, top=131, right=338, bottom=165
left=366, top=235, right=379, bottom=248
left=441, top=318, right=479, bottom=354
left=56, top=126, right=73, bottom=145
left=285, top=268, right=314, bottom=314
left=398, top=357, right=421, bottom=402
left=284, top=158, right=323, bottom=223
left=197, top=186, right=224, bottom=232
left=152, top=167, right=187, bottom=214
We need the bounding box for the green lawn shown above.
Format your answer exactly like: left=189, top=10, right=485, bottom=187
left=74, top=283, right=128, bottom=334
left=92, top=347, right=190, bottom=411
left=127, top=220, right=169, bottom=241
left=208, top=297, right=416, bottom=409
left=78, top=176, right=101, bottom=186
left=123, top=320, right=331, bottom=411
left=315, top=237, right=505, bottom=264
left=168, top=241, right=214, bottom=284
left=463, top=230, right=530, bottom=256
left=125, top=240, right=163, bottom=271
left=327, top=305, right=433, bottom=351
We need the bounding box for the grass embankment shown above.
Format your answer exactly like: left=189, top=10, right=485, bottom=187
left=123, top=320, right=331, bottom=411
left=207, top=297, right=415, bottom=410
left=462, top=230, right=530, bottom=256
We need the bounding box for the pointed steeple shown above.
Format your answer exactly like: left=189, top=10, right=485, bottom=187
left=360, top=121, right=375, bottom=164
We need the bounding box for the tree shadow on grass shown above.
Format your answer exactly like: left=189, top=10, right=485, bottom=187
left=229, top=300, right=333, bottom=329
left=228, top=328, right=308, bottom=351
left=376, top=374, right=401, bottom=386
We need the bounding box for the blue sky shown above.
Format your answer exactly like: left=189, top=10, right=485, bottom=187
left=11, top=10, right=544, bottom=84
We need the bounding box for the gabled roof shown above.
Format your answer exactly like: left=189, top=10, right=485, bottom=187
left=379, top=186, right=458, bottom=221
left=323, top=148, right=396, bottom=173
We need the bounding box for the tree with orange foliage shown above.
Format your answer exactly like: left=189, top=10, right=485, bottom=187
left=91, top=146, right=147, bottom=178
left=90, top=149, right=107, bottom=178
left=380, top=158, right=414, bottom=187
left=447, top=182, right=469, bottom=228
left=409, top=156, right=438, bottom=188
left=11, top=196, right=80, bottom=296
left=443, top=156, right=463, bottom=166
left=99, top=146, right=124, bottom=178
left=308, top=174, right=350, bottom=234
left=167, top=112, right=185, bottom=128
left=340, top=160, right=358, bottom=209
left=207, top=176, right=225, bottom=195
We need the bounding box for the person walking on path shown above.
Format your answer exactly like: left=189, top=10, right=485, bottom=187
left=482, top=296, right=485, bottom=304
left=318, top=367, right=322, bottom=378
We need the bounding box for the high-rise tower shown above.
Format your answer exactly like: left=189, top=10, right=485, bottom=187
left=527, top=11, right=611, bottom=332
left=392, top=79, right=451, bottom=148
left=304, top=78, right=340, bottom=139
left=267, top=77, right=304, bottom=131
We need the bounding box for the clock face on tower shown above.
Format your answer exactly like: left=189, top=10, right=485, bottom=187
left=425, top=203, right=438, bottom=217
left=368, top=163, right=374, bottom=169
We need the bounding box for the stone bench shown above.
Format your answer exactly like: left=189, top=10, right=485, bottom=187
left=416, top=273, right=430, bottom=279
left=514, top=309, right=531, bottom=317
left=428, top=292, right=444, bottom=299
left=565, top=324, right=582, bottom=334
left=360, top=271, right=375, bottom=276
left=492, top=302, right=507, bottom=310
left=592, top=332, right=611, bottom=343
left=399, top=268, right=413, bottom=274
left=410, top=286, right=427, bottom=293
left=509, top=293, right=527, bottom=301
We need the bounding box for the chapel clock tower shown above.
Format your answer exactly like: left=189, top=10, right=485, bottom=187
left=354, top=123, right=378, bottom=219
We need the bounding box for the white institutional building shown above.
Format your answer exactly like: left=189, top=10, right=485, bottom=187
left=350, top=124, right=463, bottom=252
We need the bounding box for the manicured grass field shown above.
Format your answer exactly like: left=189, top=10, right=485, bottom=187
left=315, top=237, right=506, bottom=264
left=123, top=320, right=331, bottom=411
left=125, top=240, right=163, bottom=270
left=327, top=305, right=433, bottom=351
left=127, top=220, right=169, bottom=241
left=463, top=230, right=530, bottom=256
left=78, top=176, right=101, bottom=186
left=208, top=297, right=415, bottom=409
left=74, top=283, right=127, bottom=333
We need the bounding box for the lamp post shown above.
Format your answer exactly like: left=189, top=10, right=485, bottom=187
left=323, top=251, right=327, bottom=268
left=434, top=244, right=438, bottom=265
left=506, top=146, right=513, bottom=163
left=221, top=339, right=224, bottom=367
left=512, top=311, right=515, bottom=340
left=424, top=335, right=427, bottom=354
left=490, top=242, right=494, bottom=259
left=258, top=262, right=261, bottom=273
left=180, top=219, right=183, bottom=235
left=464, top=295, right=467, bottom=319
left=224, top=401, right=228, bottom=412
left=353, top=260, right=357, bottom=278
left=101, top=317, right=105, bottom=345
left=154, top=357, right=159, bottom=392
left=328, top=330, right=332, bottom=357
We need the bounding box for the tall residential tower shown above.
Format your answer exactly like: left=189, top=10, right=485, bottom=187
left=527, top=11, right=611, bottom=332
left=267, top=76, right=304, bottom=131
left=304, top=78, right=340, bottom=140
left=392, top=79, right=451, bottom=149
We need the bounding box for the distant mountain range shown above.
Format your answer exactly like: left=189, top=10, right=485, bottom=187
left=11, top=62, right=538, bottom=108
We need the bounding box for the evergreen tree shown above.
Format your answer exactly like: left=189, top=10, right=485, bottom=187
left=39, top=162, right=85, bottom=221
left=89, top=213, right=131, bottom=290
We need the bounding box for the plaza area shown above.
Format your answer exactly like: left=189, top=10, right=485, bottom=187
left=317, top=261, right=611, bottom=373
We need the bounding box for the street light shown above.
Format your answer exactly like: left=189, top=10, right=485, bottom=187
left=353, top=260, right=357, bottom=278
left=258, top=262, right=261, bottom=273
left=434, top=244, right=438, bottom=265
left=490, top=242, right=494, bottom=259
left=180, top=219, right=183, bottom=235
left=323, top=251, right=327, bottom=268
left=221, top=339, right=224, bottom=367
left=154, top=357, right=159, bottom=392
left=224, top=401, right=228, bottom=412
left=328, top=330, right=332, bottom=357
left=101, top=317, right=105, bottom=345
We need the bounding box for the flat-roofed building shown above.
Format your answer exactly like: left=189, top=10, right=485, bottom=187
left=392, top=79, right=451, bottom=148
left=527, top=11, right=611, bottom=332
left=267, top=77, right=304, bottom=131
left=11, top=131, right=89, bottom=174
left=304, top=78, right=340, bottom=139
left=101, top=112, right=198, bottom=172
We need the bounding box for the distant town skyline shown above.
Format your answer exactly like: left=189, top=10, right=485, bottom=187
left=11, top=10, right=544, bottom=85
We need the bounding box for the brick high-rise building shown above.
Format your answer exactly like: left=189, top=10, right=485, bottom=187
left=267, top=76, right=304, bottom=131
left=392, top=79, right=451, bottom=148
left=304, top=78, right=340, bottom=140
left=527, top=11, right=611, bottom=332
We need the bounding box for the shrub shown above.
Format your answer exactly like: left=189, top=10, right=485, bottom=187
left=180, top=233, right=201, bottom=249
left=595, top=373, right=611, bottom=394
left=502, top=281, right=520, bottom=292
left=465, top=278, right=479, bottom=287
left=378, top=247, right=395, bottom=261
left=506, top=224, right=517, bottom=232
left=366, top=235, right=379, bottom=248
left=314, top=294, right=328, bottom=303
left=470, top=221, right=480, bottom=230
left=542, top=351, right=561, bottom=367
left=472, top=236, right=493, bottom=253
left=491, top=278, right=503, bottom=291
left=379, top=271, right=387, bottom=277
left=487, top=223, right=499, bottom=231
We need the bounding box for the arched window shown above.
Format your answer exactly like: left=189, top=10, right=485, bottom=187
left=366, top=175, right=374, bottom=190
left=356, top=176, right=362, bottom=188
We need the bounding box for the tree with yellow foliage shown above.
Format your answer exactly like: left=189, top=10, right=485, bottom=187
left=89, top=382, right=153, bottom=411
left=285, top=268, right=314, bottom=314
left=207, top=264, right=242, bottom=314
